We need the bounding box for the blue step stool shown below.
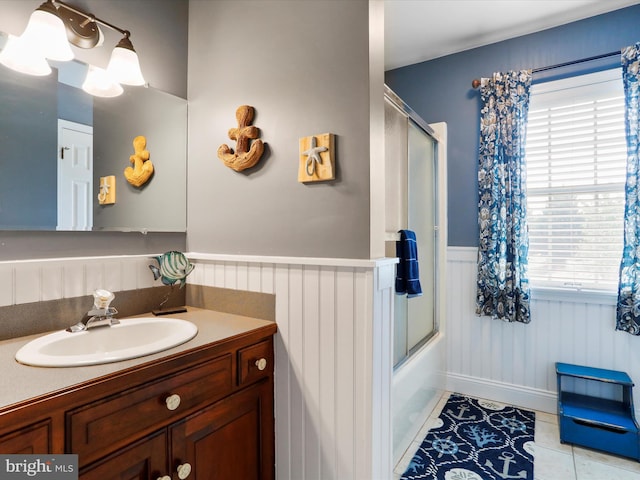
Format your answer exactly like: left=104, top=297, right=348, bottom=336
left=556, top=362, right=640, bottom=461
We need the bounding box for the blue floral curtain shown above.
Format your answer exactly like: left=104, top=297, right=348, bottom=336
left=617, top=43, right=640, bottom=335
left=476, top=71, right=532, bottom=323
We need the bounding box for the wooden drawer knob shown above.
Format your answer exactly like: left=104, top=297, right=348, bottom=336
left=157, top=476, right=171, bottom=480
left=165, top=393, right=181, bottom=411
left=177, top=463, right=192, bottom=479
left=255, top=358, right=267, bottom=371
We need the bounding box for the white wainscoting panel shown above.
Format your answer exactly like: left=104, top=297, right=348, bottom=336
left=446, top=247, right=640, bottom=415
left=0, top=255, right=157, bottom=306
left=188, top=254, right=396, bottom=480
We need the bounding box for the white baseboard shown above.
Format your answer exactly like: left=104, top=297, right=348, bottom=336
left=446, top=372, right=557, bottom=414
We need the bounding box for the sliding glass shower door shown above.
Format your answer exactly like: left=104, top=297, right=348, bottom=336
left=385, top=94, right=439, bottom=368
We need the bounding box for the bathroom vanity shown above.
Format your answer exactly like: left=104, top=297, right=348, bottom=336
left=0, top=308, right=276, bottom=479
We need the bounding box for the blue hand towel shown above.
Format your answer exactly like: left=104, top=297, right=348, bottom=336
left=395, top=229, right=422, bottom=298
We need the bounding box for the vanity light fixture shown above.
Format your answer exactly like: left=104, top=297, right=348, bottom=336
left=106, top=35, right=145, bottom=86
left=82, top=65, right=123, bottom=98
left=0, top=0, right=145, bottom=96
left=13, top=0, right=74, bottom=62
left=0, top=34, right=52, bottom=76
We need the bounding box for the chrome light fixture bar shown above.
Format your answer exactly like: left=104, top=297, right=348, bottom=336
left=0, top=0, right=145, bottom=96
left=55, top=0, right=103, bottom=49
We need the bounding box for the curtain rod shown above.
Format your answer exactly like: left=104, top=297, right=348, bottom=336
left=471, top=50, right=621, bottom=89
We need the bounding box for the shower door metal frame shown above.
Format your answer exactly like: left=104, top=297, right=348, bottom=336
left=384, top=85, right=441, bottom=369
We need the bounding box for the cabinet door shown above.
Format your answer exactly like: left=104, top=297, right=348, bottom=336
left=80, top=431, right=167, bottom=480
left=0, top=420, right=51, bottom=454
left=170, top=379, right=274, bottom=480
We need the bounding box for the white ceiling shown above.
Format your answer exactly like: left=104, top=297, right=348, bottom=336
left=384, top=0, right=640, bottom=71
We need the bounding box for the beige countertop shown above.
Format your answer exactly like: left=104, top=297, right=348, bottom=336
left=0, top=307, right=275, bottom=410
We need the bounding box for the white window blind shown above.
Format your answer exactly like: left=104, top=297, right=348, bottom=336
left=525, top=68, right=626, bottom=291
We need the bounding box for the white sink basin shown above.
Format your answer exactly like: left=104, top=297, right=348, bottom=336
left=15, top=317, right=198, bottom=367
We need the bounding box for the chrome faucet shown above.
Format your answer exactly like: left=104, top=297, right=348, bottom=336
left=66, top=289, right=119, bottom=332
left=66, top=307, right=119, bottom=332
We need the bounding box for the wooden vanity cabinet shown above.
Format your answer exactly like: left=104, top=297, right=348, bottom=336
left=79, top=431, right=168, bottom=480
left=0, top=323, right=276, bottom=480
left=170, top=379, right=273, bottom=480
left=80, top=378, right=274, bottom=480
left=67, top=354, right=235, bottom=467
left=0, top=419, right=52, bottom=454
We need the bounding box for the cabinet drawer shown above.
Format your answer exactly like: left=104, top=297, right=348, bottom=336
left=68, top=354, right=232, bottom=466
left=238, top=339, right=273, bottom=386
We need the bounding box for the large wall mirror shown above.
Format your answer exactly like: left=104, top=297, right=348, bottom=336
left=0, top=32, right=187, bottom=233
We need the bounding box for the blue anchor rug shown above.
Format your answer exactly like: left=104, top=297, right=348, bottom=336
left=401, top=394, right=535, bottom=480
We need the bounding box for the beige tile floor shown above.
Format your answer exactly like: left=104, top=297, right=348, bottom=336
left=394, top=391, right=640, bottom=480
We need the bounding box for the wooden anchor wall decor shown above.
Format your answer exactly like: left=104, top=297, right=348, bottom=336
left=217, top=105, right=265, bottom=172
left=124, top=135, right=153, bottom=187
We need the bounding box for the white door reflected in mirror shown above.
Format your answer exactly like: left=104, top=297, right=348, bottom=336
left=57, top=119, right=93, bottom=231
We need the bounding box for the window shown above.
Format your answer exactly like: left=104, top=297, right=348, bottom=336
left=525, top=69, right=626, bottom=292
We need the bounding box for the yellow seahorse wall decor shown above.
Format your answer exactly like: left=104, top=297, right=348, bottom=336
left=124, top=135, right=154, bottom=187
left=217, top=105, right=264, bottom=172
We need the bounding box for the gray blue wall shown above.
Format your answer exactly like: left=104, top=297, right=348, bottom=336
left=385, top=5, right=640, bottom=247
left=0, top=68, right=94, bottom=231
left=0, top=69, right=57, bottom=229
left=186, top=0, right=373, bottom=259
